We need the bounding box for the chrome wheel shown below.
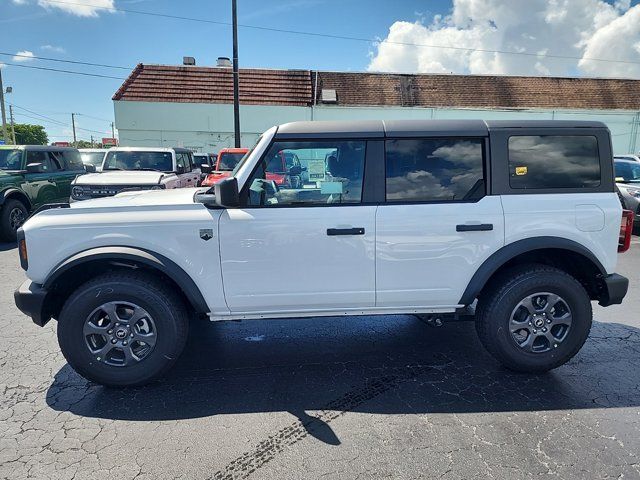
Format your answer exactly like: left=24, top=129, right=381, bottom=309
left=83, top=301, right=157, bottom=367
left=509, top=292, right=572, bottom=353
left=9, top=207, right=25, bottom=231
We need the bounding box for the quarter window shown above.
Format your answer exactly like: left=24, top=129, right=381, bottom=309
left=508, top=136, right=600, bottom=189
left=385, top=138, right=485, bottom=202
left=246, top=141, right=366, bottom=206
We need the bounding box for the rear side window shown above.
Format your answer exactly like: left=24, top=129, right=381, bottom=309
left=385, top=138, right=485, bottom=202
left=508, top=136, right=600, bottom=189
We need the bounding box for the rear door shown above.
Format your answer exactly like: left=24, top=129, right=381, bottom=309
left=219, top=139, right=376, bottom=313
left=376, top=136, right=505, bottom=308
left=54, top=150, right=85, bottom=201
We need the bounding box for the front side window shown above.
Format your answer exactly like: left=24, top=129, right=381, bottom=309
left=103, top=151, right=173, bottom=172
left=385, top=138, right=485, bottom=202
left=60, top=150, right=85, bottom=170
left=246, top=140, right=366, bottom=206
left=508, top=136, right=600, bottom=189
left=0, top=149, right=23, bottom=170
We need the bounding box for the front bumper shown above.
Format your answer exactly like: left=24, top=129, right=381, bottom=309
left=14, top=280, right=51, bottom=327
left=598, top=273, right=629, bottom=307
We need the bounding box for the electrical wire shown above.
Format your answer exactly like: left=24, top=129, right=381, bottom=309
left=0, top=52, right=130, bottom=70
left=0, top=62, right=126, bottom=80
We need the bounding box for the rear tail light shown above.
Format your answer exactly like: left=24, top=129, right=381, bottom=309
left=618, top=210, right=634, bottom=253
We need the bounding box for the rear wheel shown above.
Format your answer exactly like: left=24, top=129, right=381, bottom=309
left=0, top=199, right=28, bottom=242
left=57, top=271, right=189, bottom=387
left=475, top=264, right=592, bottom=373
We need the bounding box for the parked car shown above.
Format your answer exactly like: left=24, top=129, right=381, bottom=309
left=79, top=149, right=108, bottom=172
left=263, top=150, right=305, bottom=188
left=70, top=147, right=200, bottom=201
left=614, top=158, right=640, bottom=220
left=193, top=153, right=217, bottom=183
left=15, top=120, right=630, bottom=387
left=201, top=148, right=248, bottom=186
left=0, top=145, right=85, bottom=241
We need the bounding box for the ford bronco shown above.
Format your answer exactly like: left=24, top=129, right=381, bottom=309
left=14, top=120, right=630, bottom=386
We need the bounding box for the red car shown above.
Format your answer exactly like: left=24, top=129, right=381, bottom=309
left=201, top=148, right=249, bottom=186
left=264, top=151, right=304, bottom=188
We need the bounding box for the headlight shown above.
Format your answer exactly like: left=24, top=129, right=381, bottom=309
left=71, top=186, right=85, bottom=199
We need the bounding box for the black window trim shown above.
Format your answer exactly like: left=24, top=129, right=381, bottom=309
left=382, top=135, right=490, bottom=205
left=237, top=136, right=376, bottom=209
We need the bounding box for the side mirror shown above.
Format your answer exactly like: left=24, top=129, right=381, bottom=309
left=176, top=165, right=185, bottom=175
left=85, top=164, right=97, bottom=173
left=201, top=164, right=212, bottom=174
left=26, top=163, right=46, bottom=174
left=214, top=177, right=240, bottom=207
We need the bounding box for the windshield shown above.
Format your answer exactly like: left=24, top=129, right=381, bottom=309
left=103, top=151, right=173, bottom=172
left=218, top=152, right=246, bottom=171
left=616, top=161, right=640, bottom=183
left=0, top=149, right=23, bottom=170
left=80, top=152, right=105, bottom=167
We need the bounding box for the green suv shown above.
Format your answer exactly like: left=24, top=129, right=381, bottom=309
left=0, top=145, right=86, bottom=241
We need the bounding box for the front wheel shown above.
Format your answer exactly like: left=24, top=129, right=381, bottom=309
left=0, top=199, right=28, bottom=242
left=475, top=264, right=592, bottom=373
left=57, top=271, right=189, bottom=387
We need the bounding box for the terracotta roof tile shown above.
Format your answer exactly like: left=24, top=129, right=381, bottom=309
left=113, top=64, right=640, bottom=110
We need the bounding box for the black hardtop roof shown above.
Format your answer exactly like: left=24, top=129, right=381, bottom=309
left=3, top=145, right=80, bottom=152
left=274, top=119, right=609, bottom=139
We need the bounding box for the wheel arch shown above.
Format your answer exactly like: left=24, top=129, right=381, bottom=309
left=43, top=246, right=210, bottom=320
left=459, top=237, right=607, bottom=306
left=1, top=188, right=32, bottom=210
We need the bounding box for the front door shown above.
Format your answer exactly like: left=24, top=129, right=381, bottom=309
left=219, top=139, right=375, bottom=313
left=376, top=136, right=505, bottom=308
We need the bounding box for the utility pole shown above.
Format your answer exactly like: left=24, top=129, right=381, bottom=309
left=9, top=105, right=16, bottom=145
left=0, top=70, right=8, bottom=145
left=232, top=0, right=241, bottom=148
left=71, top=113, right=77, bottom=146
left=90, top=135, right=94, bottom=147
left=111, top=121, right=115, bottom=139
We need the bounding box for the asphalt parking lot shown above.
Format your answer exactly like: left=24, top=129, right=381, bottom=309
left=1, top=241, right=640, bottom=480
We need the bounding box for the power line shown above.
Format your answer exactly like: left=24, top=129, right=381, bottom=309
left=0, top=52, right=130, bottom=70
left=11, top=103, right=108, bottom=135
left=38, top=0, right=640, bottom=67
left=0, top=62, right=126, bottom=80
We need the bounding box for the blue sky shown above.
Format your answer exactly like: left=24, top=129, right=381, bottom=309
left=1, top=0, right=639, bottom=142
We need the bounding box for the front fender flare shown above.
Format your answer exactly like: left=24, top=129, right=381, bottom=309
left=43, top=246, right=210, bottom=314
left=458, top=237, right=607, bottom=305
left=0, top=188, right=32, bottom=209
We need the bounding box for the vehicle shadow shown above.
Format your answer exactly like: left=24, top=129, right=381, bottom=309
left=46, top=315, right=640, bottom=437
left=0, top=242, right=16, bottom=252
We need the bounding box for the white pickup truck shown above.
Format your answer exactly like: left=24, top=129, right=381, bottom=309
left=14, top=120, right=630, bottom=386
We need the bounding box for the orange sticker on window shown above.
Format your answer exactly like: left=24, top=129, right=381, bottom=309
left=515, top=166, right=528, bottom=176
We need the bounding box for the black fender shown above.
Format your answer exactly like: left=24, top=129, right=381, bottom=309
left=458, top=237, right=607, bottom=305
left=0, top=188, right=32, bottom=209
left=43, top=246, right=210, bottom=314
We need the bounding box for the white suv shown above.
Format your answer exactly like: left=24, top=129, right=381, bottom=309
left=14, top=120, right=630, bottom=386
left=70, top=147, right=200, bottom=201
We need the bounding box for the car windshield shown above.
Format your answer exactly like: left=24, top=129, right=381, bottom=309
left=103, top=151, right=173, bottom=172
left=615, top=161, right=640, bottom=183
left=0, top=149, right=23, bottom=170
left=80, top=152, right=105, bottom=167
left=218, top=152, right=246, bottom=171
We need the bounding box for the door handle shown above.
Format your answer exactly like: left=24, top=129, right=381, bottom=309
left=456, top=223, right=493, bottom=232
left=327, top=227, right=365, bottom=236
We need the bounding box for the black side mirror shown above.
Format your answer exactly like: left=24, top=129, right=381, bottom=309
left=26, top=163, right=46, bottom=174
left=214, top=177, right=240, bottom=207
left=176, top=165, right=185, bottom=175
left=201, top=164, right=212, bottom=174
left=289, top=165, right=302, bottom=176
left=84, top=164, right=97, bottom=173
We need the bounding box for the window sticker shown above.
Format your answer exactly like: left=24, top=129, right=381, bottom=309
left=308, top=159, right=326, bottom=181
left=320, top=181, right=344, bottom=194
left=515, top=166, right=528, bottom=176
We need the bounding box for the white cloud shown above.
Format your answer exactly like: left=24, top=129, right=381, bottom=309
left=41, top=44, right=66, bottom=54
left=12, top=0, right=115, bottom=17
left=12, top=50, right=35, bottom=62
left=368, top=0, right=640, bottom=78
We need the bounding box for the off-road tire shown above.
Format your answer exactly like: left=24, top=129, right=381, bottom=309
left=57, top=270, right=189, bottom=387
left=0, top=199, right=28, bottom=242
left=475, top=264, right=592, bottom=373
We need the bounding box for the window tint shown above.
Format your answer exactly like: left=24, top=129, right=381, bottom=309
left=246, top=140, right=366, bottom=206
left=103, top=151, right=173, bottom=171
left=48, top=152, right=65, bottom=170
left=26, top=151, right=47, bottom=167
left=385, top=138, right=485, bottom=202
left=615, top=161, right=640, bottom=183
left=175, top=153, right=188, bottom=171
left=62, top=150, right=85, bottom=170
left=508, top=136, right=600, bottom=189
left=0, top=149, right=23, bottom=170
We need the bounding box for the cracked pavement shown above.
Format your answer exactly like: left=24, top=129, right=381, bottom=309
left=1, top=241, right=640, bottom=479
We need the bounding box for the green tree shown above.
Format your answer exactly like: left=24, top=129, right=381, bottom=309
left=13, top=124, right=48, bottom=145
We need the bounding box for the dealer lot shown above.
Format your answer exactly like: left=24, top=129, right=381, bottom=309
left=1, top=240, right=639, bottom=480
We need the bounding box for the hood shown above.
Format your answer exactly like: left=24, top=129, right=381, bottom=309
left=69, top=187, right=206, bottom=209
left=73, top=170, right=169, bottom=185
